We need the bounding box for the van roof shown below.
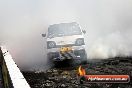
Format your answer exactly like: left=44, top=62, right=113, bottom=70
left=48, top=22, right=79, bottom=29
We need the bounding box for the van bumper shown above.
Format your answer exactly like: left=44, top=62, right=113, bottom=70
left=47, top=46, right=87, bottom=62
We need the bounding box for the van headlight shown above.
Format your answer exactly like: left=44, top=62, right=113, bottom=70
left=47, top=41, right=56, bottom=49
left=75, top=38, right=85, bottom=46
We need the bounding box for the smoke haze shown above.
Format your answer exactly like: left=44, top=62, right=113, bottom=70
left=0, top=0, right=132, bottom=71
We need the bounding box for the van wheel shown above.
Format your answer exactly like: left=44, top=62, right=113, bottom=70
left=80, top=53, right=87, bottom=64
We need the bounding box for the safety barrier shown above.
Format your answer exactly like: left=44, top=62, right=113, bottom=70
left=0, top=46, right=30, bottom=88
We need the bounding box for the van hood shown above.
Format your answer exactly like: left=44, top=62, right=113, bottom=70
left=47, top=35, right=84, bottom=45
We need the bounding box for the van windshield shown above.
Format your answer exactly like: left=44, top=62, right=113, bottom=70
left=48, top=23, right=82, bottom=38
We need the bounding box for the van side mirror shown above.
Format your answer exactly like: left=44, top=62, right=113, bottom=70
left=42, top=34, right=46, bottom=37
left=82, top=30, right=86, bottom=34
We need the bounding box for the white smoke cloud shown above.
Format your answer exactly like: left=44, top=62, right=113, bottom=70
left=0, top=0, right=132, bottom=71
left=87, top=31, right=132, bottom=59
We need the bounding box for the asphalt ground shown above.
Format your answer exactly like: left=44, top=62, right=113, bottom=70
left=23, top=57, right=132, bottom=88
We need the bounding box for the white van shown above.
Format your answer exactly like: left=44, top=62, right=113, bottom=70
left=42, top=22, right=87, bottom=64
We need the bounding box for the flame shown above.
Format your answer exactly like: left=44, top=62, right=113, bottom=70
left=78, top=66, right=86, bottom=76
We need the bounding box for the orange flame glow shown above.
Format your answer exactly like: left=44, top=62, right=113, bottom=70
left=78, top=66, right=86, bottom=76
